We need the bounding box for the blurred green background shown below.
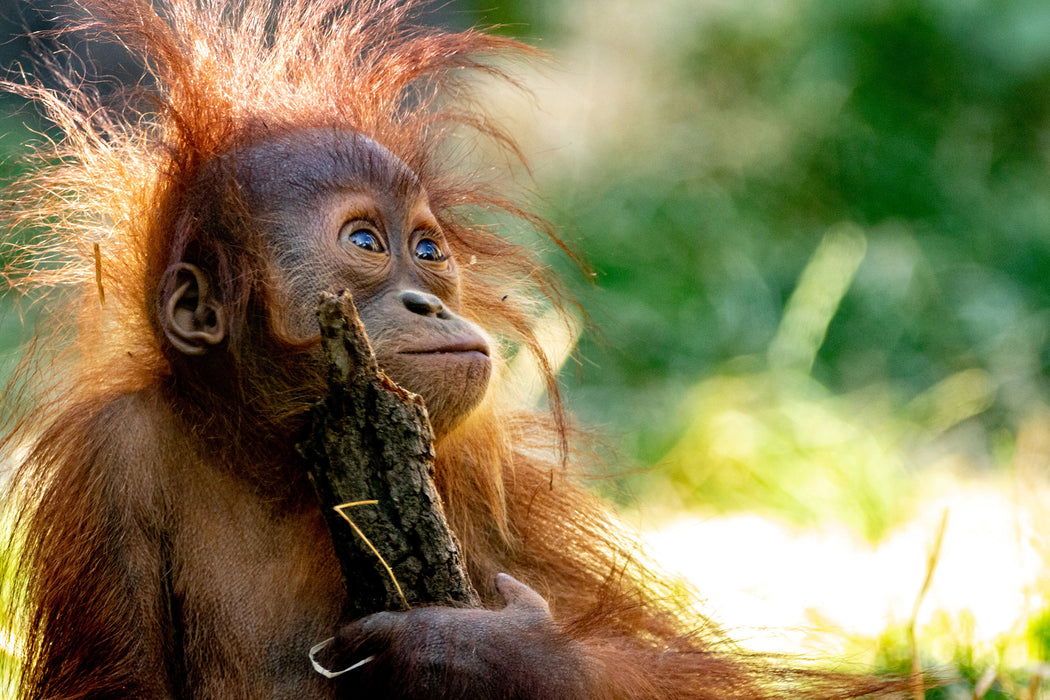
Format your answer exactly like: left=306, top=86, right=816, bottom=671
left=500, top=0, right=1050, bottom=497
left=456, top=0, right=1050, bottom=528
left=466, top=0, right=1050, bottom=694
left=4, top=0, right=1050, bottom=695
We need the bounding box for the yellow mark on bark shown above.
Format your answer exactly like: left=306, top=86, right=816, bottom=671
left=333, top=499, right=408, bottom=609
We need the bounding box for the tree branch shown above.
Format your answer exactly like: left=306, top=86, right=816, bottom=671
left=298, top=290, right=480, bottom=619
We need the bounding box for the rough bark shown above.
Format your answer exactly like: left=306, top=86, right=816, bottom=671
left=298, top=290, right=480, bottom=618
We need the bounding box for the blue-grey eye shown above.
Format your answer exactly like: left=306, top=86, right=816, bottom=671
left=415, top=238, right=446, bottom=262
left=338, top=221, right=383, bottom=253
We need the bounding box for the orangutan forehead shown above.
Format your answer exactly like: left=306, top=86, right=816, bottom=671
left=232, top=130, right=423, bottom=207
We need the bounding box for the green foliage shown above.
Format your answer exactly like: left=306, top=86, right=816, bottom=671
left=451, top=0, right=554, bottom=37
left=544, top=0, right=1050, bottom=513
left=1027, top=605, right=1050, bottom=663
left=870, top=615, right=1027, bottom=699
left=0, top=109, right=50, bottom=380
left=661, top=371, right=912, bottom=540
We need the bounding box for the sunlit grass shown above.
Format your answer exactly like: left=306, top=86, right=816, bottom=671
left=632, top=385, right=1050, bottom=696
left=630, top=405, right=1050, bottom=696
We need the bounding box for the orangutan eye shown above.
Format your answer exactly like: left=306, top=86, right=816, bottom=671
left=414, top=238, right=447, bottom=262
left=338, top=221, right=384, bottom=253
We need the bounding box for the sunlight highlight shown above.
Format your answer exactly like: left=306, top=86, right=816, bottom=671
left=644, top=474, right=1045, bottom=660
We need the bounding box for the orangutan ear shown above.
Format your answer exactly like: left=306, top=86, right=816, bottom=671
left=161, top=262, right=227, bottom=356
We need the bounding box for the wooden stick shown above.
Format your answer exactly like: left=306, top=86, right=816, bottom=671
left=298, top=290, right=480, bottom=618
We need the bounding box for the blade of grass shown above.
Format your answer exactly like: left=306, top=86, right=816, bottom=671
left=908, top=508, right=949, bottom=700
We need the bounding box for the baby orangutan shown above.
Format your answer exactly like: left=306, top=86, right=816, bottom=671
left=0, top=1, right=908, bottom=698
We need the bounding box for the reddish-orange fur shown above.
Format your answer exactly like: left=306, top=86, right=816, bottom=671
left=0, top=1, right=907, bottom=697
